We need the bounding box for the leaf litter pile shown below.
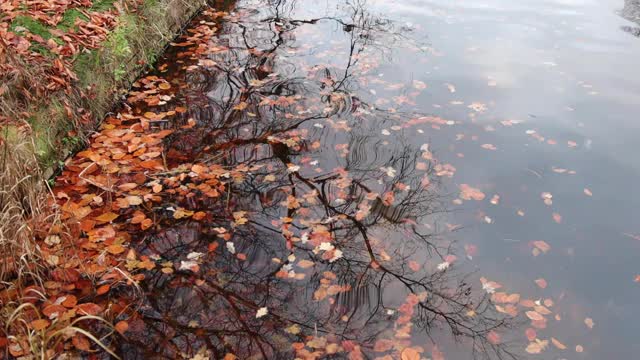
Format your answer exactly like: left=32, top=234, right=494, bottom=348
left=1, top=1, right=604, bottom=359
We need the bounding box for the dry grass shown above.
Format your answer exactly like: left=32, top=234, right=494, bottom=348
left=0, top=131, right=46, bottom=285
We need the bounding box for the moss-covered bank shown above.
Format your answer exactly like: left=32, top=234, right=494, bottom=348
left=0, top=0, right=204, bottom=287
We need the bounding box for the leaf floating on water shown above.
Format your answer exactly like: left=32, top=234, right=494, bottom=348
left=459, top=184, right=485, bottom=201
left=486, top=330, right=501, bottom=344
left=584, top=317, right=594, bottom=329
left=255, top=307, right=268, bottom=318
left=532, top=240, right=551, bottom=254
left=552, top=213, right=562, bottom=223
left=551, top=337, right=567, bottom=350
left=412, top=80, right=427, bottom=90
left=525, top=311, right=544, bottom=321
left=525, top=339, right=548, bottom=354
left=297, top=259, right=314, bottom=269
left=535, top=278, right=547, bottom=289
left=400, top=347, right=421, bottom=360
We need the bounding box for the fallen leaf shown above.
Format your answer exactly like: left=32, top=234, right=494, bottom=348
left=584, top=317, right=594, bottom=329
left=30, top=319, right=50, bottom=331
left=95, top=212, right=119, bottom=223
left=400, top=347, right=421, bottom=360
left=551, top=337, right=566, bottom=350
left=535, top=278, right=547, bottom=289
left=115, top=320, right=129, bottom=335
left=256, top=307, right=268, bottom=318
left=525, top=311, right=544, bottom=321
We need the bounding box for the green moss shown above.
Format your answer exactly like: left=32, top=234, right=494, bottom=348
left=10, top=16, right=53, bottom=39
left=90, top=0, right=117, bottom=11
left=57, top=9, right=89, bottom=31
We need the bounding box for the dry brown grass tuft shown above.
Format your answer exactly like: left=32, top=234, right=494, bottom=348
left=0, top=132, right=46, bottom=285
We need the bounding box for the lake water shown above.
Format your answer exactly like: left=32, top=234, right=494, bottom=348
left=102, top=0, right=640, bottom=358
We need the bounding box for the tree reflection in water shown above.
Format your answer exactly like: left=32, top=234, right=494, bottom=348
left=113, top=1, right=521, bottom=358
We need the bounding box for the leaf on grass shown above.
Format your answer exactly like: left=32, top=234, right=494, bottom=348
left=30, top=319, right=50, bottom=331
left=76, top=302, right=103, bottom=316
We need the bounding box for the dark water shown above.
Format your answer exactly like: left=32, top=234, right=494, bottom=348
left=114, top=0, right=640, bottom=358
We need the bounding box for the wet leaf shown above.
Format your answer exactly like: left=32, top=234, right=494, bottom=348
left=584, top=317, right=594, bottom=329
left=534, top=278, right=547, bottom=289
left=256, top=307, right=268, bottom=318
left=525, top=311, right=544, bottom=321
left=551, top=337, right=566, bottom=350
left=400, top=347, right=421, bottom=360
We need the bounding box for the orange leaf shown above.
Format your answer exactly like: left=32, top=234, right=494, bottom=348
left=96, top=284, right=111, bottom=295
left=141, top=218, right=153, bottom=230
left=95, top=212, right=119, bottom=223
left=115, top=320, right=129, bottom=335
left=525, top=311, right=544, bottom=321
left=30, top=319, right=50, bottom=331
left=401, top=347, right=421, bottom=360
left=193, top=211, right=207, bottom=220
left=61, top=295, right=77, bottom=308
left=107, top=244, right=126, bottom=255
left=551, top=337, right=566, bottom=350
left=42, top=304, right=66, bottom=319
left=72, top=334, right=91, bottom=351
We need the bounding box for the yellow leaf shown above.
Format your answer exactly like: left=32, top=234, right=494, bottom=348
left=233, top=101, right=248, bottom=110
left=95, top=212, right=119, bottom=223
left=173, top=208, right=194, bottom=219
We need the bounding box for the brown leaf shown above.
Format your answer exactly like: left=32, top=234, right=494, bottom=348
left=76, top=302, right=103, bottom=316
